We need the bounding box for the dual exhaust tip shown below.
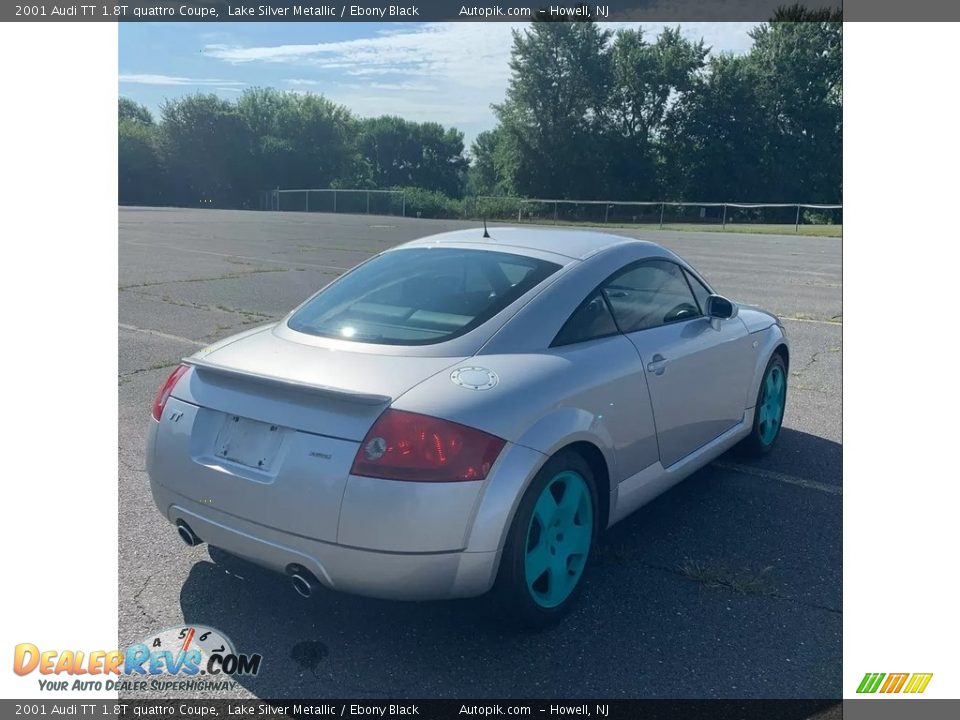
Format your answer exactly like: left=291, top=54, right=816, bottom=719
left=175, top=522, right=318, bottom=599
left=288, top=566, right=318, bottom=599
left=290, top=572, right=314, bottom=599
left=176, top=522, right=202, bottom=547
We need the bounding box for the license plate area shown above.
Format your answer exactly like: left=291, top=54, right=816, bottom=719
left=213, top=415, right=286, bottom=471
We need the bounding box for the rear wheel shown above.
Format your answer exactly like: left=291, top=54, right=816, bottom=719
left=496, top=451, right=596, bottom=629
left=740, top=353, right=787, bottom=456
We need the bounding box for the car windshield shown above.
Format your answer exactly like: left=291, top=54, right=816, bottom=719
left=287, top=248, right=561, bottom=345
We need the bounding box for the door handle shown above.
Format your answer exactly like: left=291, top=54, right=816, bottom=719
left=646, top=354, right=668, bottom=375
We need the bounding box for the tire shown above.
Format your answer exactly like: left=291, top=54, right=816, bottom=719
left=495, top=450, right=598, bottom=630
left=740, top=352, right=788, bottom=457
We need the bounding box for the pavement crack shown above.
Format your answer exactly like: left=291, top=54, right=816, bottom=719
left=123, top=290, right=276, bottom=321
left=119, top=267, right=286, bottom=291
left=131, top=571, right=161, bottom=628
left=625, top=559, right=842, bottom=615
left=119, top=358, right=184, bottom=380
left=118, top=454, right=144, bottom=474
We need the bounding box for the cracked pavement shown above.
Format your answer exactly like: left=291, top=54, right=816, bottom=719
left=119, top=208, right=841, bottom=699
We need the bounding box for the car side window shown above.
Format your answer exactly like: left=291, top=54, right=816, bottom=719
left=552, top=291, right=619, bottom=347
left=601, top=260, right=701, bottom=333
left=683, top=268, right=712, bottom=313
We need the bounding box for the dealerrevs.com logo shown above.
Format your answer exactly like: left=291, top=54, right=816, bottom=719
left=856, top=673, right=933, bottom=694
left=13, top=625, right=262, bottom=692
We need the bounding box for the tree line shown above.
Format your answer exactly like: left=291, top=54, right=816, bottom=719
left=119, top=10, right=841, bottom=209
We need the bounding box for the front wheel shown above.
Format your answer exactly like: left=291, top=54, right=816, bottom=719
left=495, top=451, right=597, bottom=630
left=740, top=352, right=788, bottom=456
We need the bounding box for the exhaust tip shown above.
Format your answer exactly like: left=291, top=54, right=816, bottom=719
left=176, top=522, right=202, bottom=547
left=290, top=573, right=313, bottom=599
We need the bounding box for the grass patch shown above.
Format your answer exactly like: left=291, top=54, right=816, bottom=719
left=119, top=267, right=286, bottom=290
left=778, top=312, right=843, bottom=324
left=147, top=359, right=180, bottom=371
left=594, top=543, right=635, bottom=566
left=660, top=223, right=841, bottom=237
left=679, top=558, right=776, bottom=596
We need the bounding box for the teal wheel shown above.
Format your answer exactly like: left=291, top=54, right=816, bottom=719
left=741, top=352, right=788, bottom=456
left=758, top=364, right=786, bottom=445
left=496, top=451, right=597, bottom=629
left=524, top=470, right=593, bottom=608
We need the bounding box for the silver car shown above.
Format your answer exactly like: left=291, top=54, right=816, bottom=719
left=146, top=227, right=788, bottom=626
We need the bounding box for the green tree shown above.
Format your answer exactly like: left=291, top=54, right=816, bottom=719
left=357, top=116, right=467, bottom=197
left=159, top=94, right=252, bottom=206
left=661, top=18, right=841, bottom=203
left=119, top=97, right=153, bottom=125
left=119, top=119, right=164, bottom=205
left=493, top=20, right=612, bottom=198
left=662, top=54, right=771, bottom=200
left=236, top=88, right=358, bottom=194
left=467, top=129, right=508, bottom=196
left=604, top=26, right=707, bottom=198
left=747, top=15, right=842, bottom=201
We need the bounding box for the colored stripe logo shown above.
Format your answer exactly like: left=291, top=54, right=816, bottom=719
left=857, top=672, right=933, bottom=694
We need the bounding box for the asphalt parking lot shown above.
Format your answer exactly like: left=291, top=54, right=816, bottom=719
left=119, top=207, right=841, bottom=700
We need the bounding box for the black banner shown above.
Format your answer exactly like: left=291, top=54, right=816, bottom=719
left=1, top=699, right=842, bottom=720
left=4, top=0, right=863, bottom=23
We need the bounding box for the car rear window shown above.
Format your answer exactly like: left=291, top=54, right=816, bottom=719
left=287, top=248, right=561, bottom=345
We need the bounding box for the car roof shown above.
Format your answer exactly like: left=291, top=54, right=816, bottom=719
left=398, top=226, right=663, bottom=261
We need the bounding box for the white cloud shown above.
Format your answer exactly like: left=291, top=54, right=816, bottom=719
left=198, top=22, right=755, bottom=144
left=203, top=24, right=525, bottom=135
left=368, top=81, right=438, bottom=92
left=119, top=73, right=245, bottom=87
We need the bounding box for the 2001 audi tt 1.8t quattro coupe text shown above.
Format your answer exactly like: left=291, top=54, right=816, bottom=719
left=146, top=227, right=788, bottom=626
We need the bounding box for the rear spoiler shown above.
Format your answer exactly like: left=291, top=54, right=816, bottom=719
left=183, top=357, right=392, bottom=406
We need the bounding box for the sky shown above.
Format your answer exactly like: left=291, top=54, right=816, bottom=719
left=119, top=22, right=757, bottom=146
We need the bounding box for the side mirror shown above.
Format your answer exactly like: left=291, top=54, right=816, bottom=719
left=706, top=294, right=738, bottom=323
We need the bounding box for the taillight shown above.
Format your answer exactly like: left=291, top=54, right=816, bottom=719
left=151, top=364, right=190, bottom=421
left=351, top=409, right=506, bottom=482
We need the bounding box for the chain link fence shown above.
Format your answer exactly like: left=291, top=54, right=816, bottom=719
left=260, top=188, right=842, bottom=234
left=475, top=197, right=842, bottom=232
left=259, top=188, right=406, bottom=216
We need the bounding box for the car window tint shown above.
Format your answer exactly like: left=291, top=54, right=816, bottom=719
left=552, top=291, right=619, bottom=347
left=683, top=268, right=712, bottom=313
left=288, top=248, right=560, bottom=346
left=602, top=260, right=701, bottom=332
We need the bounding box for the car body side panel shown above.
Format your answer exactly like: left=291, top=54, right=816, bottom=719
left=742, top=322, right=789, bottom=408
left=393, top=334, right=660, bottom=553
left=392, top=335, right=659, bottom=484
left=461, top=443, right=548, bottom=552
left=625, top=315, right=756, bottom=467
left=608, top=410, right=755, bottom=525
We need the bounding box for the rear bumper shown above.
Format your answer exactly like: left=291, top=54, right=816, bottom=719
left=146, top=417, right=549, bottom=600
left=152, top=482, right=501, bottom=600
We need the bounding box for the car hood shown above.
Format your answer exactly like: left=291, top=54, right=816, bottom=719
left=186, top=323, right=467, bottom=405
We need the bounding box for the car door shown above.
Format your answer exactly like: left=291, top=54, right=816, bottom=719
left=600, top=260, right=754, bottom=468
left=549, top=290, right=661, bottom=481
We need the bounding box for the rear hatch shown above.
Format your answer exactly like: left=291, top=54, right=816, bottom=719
left=153, top=325, right=465, bottom=541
